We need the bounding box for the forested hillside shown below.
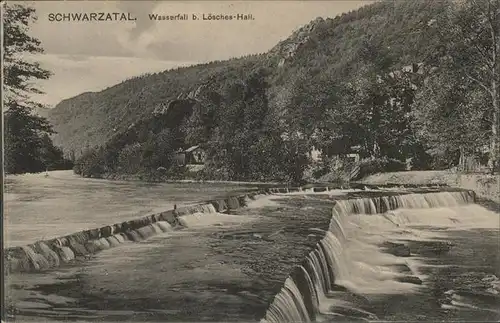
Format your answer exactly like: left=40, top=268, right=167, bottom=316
left=50, top=0, right=499, bottom=183
left=49, top=1, right=443, bottom=155
left=48, top=56, right=263, bottom=155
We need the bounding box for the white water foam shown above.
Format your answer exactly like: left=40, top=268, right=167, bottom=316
left=278, top=189, right=350, bottom=197
left=261, top=191, right=499, bottom=323
left=246, top=195, right=282, bottom=209
left=178, top=212, right=256, bottom=228
left=263, top=277, right=312, bottom=323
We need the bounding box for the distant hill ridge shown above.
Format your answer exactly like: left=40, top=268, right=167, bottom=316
left=35, top=106, right=51, bottom=119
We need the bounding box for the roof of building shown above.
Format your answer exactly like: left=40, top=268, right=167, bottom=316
left=350, top=145, right=361, bottom=151
left=185, top=145, right=201, bottom=153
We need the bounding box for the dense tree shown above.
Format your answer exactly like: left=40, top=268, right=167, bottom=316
left=117, top=143, right=143, bottom=174
left=39, top=134, right=73, bottom=170
left=206, top=69, right=275, bottom=180
left=3, top=4, right=68, bottom=174
left=183, top=91, right=220, bottom=146
left=413, top=64, right=490, bottom=168
left=318, top=38, right=421, bottom=163
left=429, top=0, right=500, bottom=171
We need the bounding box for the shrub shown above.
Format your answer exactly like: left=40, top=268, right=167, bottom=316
left=302, top=160, right=330, bottom=183
left=356, top=157, right=406, bottom=179
left=165, top=165, right=189, bottom=180
left=73, top=153, right=106, bottom=178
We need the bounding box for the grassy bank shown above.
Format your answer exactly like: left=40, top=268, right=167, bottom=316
left=360, top=170, right=500, bottom=204
left=360, top=170, right=454, bottom=185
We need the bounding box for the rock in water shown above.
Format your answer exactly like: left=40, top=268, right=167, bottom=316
left=100, top=226, right=113, bottom=237
left=21, top=246, right=50, bottom=271
left=106, top=236, right=121, bottom=247
left=395, top=275, right=423, bottom=285
left=151, top=223, right=164, bottom=234
left=382, top=241, right=411, bottom=257
left=113, top=234, right=126, bottom=243
left=125, top=230, right=142, bottom=242
left=53, top=246, right=75, bottom=263
left=136, top=225, right=155, bottom=239
left=33, top=242, right=60, bottom=267
left=156, top=221, right=173, bottom=232
left=85, top=240, right=103, bottom=253
left=67, top=238, right=89, bottom=256
left=98, top=237, right=111, bottom=249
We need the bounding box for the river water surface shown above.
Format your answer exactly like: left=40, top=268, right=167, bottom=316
left=4, top=172, right=500, bottom=322
left=4, top=170, right=258, bottom=247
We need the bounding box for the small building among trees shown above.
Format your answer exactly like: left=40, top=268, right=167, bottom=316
left=173, top=145, right=206, bottom=166
left=185, top=145, right=206, bottom=165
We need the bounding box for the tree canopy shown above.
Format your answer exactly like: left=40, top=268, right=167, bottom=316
left=412, top=0, right=500, bottom=171
left=3, top=4, right=72, bottom=174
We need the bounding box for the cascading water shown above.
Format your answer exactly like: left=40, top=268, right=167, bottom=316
left=264, top=278, right=312, bottom=323
left=261, top=190, right=479, bottom=323
left=177, top=204, right=218, bottom=227
left=177, top=203, right=258, bottom=228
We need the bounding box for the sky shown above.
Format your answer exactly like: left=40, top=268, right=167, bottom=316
left=17, top=1, right=373, bottom=107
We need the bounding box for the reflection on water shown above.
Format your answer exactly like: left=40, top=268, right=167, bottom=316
left=4, top=170, right=258, bottom=247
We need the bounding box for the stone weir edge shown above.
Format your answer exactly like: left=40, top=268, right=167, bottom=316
left=4, top=186, right=331, bottom=274
left=3, top=184, right=469, bottom=276
left=260, top=189, right=478, bottom=322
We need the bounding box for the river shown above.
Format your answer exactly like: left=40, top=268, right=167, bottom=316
left=3, top=170, right=259, bottom=247
left=3, top=174, right=500, bottom=322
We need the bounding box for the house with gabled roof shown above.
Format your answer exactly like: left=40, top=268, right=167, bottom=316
left=184, top=145, right=206, bottom=165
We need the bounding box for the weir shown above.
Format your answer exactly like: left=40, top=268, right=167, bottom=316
left=261, top=190, right=478, bottom=323
left=7, top=185, right=495, bottom=322
left=4, top=188, right=474, bottom=275
left=5, top=186, right=330, bottom=274
left=4, top=192, right=254, bottom=274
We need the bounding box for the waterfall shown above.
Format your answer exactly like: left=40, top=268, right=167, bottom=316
left=262, top=277, right=312, bottom=323
left=261, top=190, right=476, bottom=323
left=177, top=203, right=219, bottom=227
left=177, top=202, right=257, bottom=228
left=331, top=191, right=475, bottom=219
left=201, top=203, right=217, bottom=213
left=262, top=232, right=352, bottom=323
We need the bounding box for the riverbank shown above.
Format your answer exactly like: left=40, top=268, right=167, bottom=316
left=360, top=171, right=500, bottom=203
left=360, top=170, right=453, bottom=185
left=78, top=170, right=287, bottom=187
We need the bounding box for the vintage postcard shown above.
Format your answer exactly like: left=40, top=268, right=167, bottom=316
left=2, top=0, right=499, bottom=322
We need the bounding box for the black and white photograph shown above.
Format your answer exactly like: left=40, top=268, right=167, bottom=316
left=2, top=0, right=500, bottom=322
